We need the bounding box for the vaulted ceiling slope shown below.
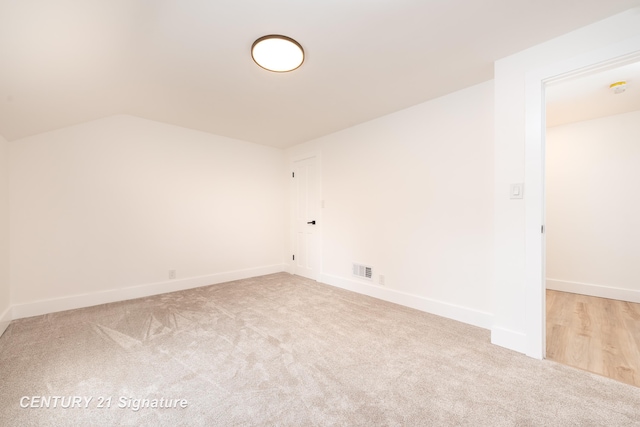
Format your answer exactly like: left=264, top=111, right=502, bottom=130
left=1, top=1, right=639, bottom=148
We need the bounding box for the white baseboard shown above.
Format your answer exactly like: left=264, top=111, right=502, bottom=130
left=319, top=273, right=493, bottom=329
left=546, top=278, right=640, bottom=303
left=11, top=264, right=287, bottom=320
left=490, top=326, right=527, bottom=355
left=0, top=304, right=11, bottom=339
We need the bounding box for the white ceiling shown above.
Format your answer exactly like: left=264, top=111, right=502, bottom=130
left=1, top=1, right=640, bottom=148
left=546, top=60, right=640, bottom=127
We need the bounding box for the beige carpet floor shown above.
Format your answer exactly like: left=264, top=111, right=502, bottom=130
left=1, top=273, right=639, bottom=426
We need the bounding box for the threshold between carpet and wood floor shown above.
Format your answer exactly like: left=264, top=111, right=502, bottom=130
left=1, top=273, right=639, bottom=426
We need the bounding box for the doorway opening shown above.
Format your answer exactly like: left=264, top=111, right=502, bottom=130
left=522, top=36, right=640, bottom=362
left=544, top=59, right=640, bottom=387
left=291, top=154, right=321, bottom=281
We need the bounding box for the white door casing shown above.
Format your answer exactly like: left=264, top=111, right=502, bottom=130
left=524, top=37, right=640, bottom=359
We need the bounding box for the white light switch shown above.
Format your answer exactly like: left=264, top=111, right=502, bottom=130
left=510, top=183, right=524, bottom=199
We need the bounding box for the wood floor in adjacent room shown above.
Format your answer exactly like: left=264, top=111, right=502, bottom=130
left=546, top=289, right=640, bottom=387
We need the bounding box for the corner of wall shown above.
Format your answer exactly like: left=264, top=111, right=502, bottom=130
left=0, top=132, right=9, bottom=339
left=0, top=306, right=10, bottom=339
left=490, top=326, right=527, bottom=355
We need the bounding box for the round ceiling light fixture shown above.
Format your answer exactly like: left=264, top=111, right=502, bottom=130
left=251, top=35, right=304, bottom=72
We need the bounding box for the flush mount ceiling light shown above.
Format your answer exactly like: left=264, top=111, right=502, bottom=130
left=609, top=81, right=627, bottom=94
left=251, top=35, right=304, bottom=72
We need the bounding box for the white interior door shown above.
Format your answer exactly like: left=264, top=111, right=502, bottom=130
left=293, top=156, right=319, bottom=280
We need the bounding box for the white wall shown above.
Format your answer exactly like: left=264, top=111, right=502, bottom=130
left=0, top=133, right=10, bottom=336
left=286, top=81, right=495, bottom=328
left=9, top=115, right=286, bottom=318
left=493, top=8, right=640, bottom=355
left=546, top=110, right=640, bottom=302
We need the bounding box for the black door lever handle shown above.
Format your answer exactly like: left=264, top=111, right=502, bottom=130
left=307, top=220, right=316, bottom=225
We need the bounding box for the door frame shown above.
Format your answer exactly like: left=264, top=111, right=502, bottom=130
left=523, top=36, right=640, bottom=359
left=289, top=152, right=322, bottom=280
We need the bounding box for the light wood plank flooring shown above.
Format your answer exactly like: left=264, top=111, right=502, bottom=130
left=546, top=290, right=640, bottom=387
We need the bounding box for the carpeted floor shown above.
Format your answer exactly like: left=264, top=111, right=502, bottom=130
left=0, top=273, right=639, bottom=426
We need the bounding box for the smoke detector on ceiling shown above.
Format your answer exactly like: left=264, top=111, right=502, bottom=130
left=609, top=81, right=627, bottom=94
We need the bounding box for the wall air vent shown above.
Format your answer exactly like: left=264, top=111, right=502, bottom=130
left=352, top=263, right=373, bottom=280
